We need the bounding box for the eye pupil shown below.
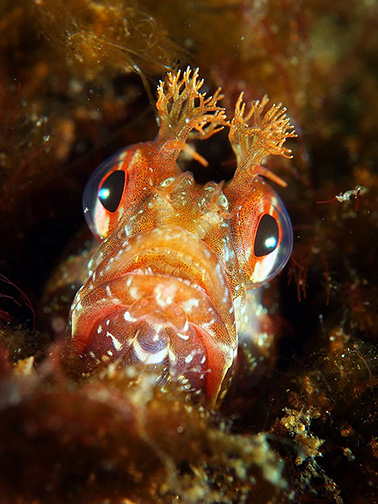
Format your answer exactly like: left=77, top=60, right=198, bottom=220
left=99, top=170, right=125, bottom=212
left=254, top=214, right=279, bottom=257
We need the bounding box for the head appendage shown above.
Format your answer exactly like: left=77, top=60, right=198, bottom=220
left=156, top=67, right=227, bottom=146
left=229, top=93, right=297, bottom=187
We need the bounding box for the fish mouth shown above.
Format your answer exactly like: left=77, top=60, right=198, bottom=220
left=73, top=225, right=236, bottom=331
left=69, top=226, right=238, bottom=405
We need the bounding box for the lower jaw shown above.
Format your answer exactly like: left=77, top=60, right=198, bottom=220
left=68, top=226, right=239, bottom=405
left=68, top=266, right=236, bottom=406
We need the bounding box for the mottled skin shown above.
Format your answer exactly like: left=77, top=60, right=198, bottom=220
left=57, top=68, right=295, bottom=408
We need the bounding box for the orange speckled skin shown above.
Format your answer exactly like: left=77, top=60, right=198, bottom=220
left=65, top=69, right=295, bottom=407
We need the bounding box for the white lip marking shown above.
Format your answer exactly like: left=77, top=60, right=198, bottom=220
left=124, top=311, right=136, bottom=322
left=185, top=353, right=193, bottom=364
left=106, top=331, right=122, bottom=351
left=177, top=332, right=189, bottom=340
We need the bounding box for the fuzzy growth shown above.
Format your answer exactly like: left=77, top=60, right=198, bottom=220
left=156, top=67, right=227, bottom=144
left=229, top=94, right=297, bottom=187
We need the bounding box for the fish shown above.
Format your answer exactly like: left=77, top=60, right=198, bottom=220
left=64, top=67, right=296, bottom=408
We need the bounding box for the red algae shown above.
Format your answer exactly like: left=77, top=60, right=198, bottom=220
left=0, top=357, right=287, bottom=503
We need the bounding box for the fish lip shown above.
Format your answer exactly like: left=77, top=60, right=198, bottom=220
left=72, top=225, right=237, bottom=340
left=94, top=226, right=230, bottom=298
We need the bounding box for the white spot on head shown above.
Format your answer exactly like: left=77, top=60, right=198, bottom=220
left=153, top=283, right=177, bottom=308
left=181, top=298, right=199, bottom=312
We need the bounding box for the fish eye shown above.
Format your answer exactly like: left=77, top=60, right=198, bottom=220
left=83, top=151, right=127, bottom=239
left=249, top=198, right=293, bottom=285
left=254, top=214, right=279, bottom=257
left=235, top=183, right=293, bottom=287
left=98, top=170, right=125, bottom=213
